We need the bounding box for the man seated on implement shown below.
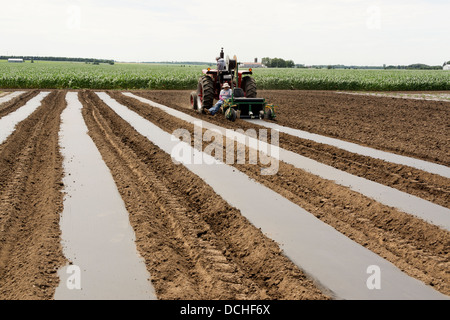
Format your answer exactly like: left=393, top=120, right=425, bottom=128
left=205, top=82, right=232, bottom=116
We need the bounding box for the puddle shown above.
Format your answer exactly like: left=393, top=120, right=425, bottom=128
left=122, top=93, right=450, bottom=232
left=0, top=91, right=26, bottom=105
left=54, top=92, right=156, bottom=300
left=247, top=119, right=450, bottom=179
left=98, top=92, right=448, bottom=300
left=0, top=92, right=50, bottom=144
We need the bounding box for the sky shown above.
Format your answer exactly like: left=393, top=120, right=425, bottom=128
left=0, top=0, right=449, bottom=66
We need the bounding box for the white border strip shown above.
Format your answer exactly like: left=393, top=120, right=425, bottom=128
left=122, top=93, right=450, bottom=232
left=55, top=92, right=156, bottom=300
left=0, top=91, right=26, bottom=106
left=245, top=119, right=450, bottom=179
left=97, top=92, right=448, bottom=300
left=0, top=92, right=50, bottom=144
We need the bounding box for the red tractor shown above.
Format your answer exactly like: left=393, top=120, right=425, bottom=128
left=190, top=48, right=275, bottom=121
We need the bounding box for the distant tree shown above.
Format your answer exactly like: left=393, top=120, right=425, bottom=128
left=0, top=55, right=114, bottom=64
left=261, top=57, right=294, bottom=68
left=261, top=57, right=271, bottom=67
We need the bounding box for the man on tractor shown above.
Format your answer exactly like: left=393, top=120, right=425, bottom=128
left=205, top=83, right=232, bottom=116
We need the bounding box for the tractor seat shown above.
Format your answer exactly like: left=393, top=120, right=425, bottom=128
left=233, top=97, right=265, bottom=103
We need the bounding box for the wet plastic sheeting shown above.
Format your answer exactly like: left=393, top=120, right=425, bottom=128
left=55, top=92, right=156, bottom=300
left=0, top=92, right=50, bottom=144
left=122, top=93, right=450, bottom=232
left=247, top=119, right=450, bottom=179
left=98, top=92, right=448, bottom=300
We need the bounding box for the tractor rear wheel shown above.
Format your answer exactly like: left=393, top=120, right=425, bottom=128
left=241, top=76, right=257, bottom=98
left=197, top=75, right=215, bottom=110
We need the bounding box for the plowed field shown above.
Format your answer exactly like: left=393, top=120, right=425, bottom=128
left=0, top=89, right=448, bottom=300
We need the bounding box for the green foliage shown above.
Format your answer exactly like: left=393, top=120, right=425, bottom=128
left=0, top=60, right=449, bottom=91
left=251, top=68, right=450, bottom=91
left=261, top=57, right=295, bottom=68
left=384, top=64, right=442, bottom=70
left=0, top=61, right=201, bottom=90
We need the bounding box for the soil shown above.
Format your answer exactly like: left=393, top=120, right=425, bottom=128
left=111, top=90, right=450, bottom=296
left=260, top=90, right=449, bottom=166
left=0, top=89, right=448, bottom=300
left=0, top=90, right=40, bottom=119
left=79, top=90, right=329, bottom=300
left=131, top=90, right=450, bottom=209
left=0, top=90, right=67, bottom=299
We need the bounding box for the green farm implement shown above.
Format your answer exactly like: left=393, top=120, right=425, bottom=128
left=221, top=90, right=277, bottom=121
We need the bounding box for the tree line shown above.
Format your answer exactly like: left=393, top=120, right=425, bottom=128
left=384, top=63, right=443, bottom=70
left=0, top=56, right=115, bottom=65
left=261, top=57, right=295, bottom=68
left=321, top=64, right=443, bottom=70
left=260, top=57, right=447, bottom=70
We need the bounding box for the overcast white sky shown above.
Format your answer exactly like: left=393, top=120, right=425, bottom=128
left=0, top=0, right=449, bottom=66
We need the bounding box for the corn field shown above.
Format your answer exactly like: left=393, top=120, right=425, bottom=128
left=0, top=60, right=449, bottom=91
left=253, top=68, right=450, bottom=91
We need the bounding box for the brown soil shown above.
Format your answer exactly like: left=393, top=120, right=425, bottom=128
left=0, top=89, right=448, bottom=300
left=0, top=90, right=40, bottom=118
left=262, top=90, right=450, bottom=166
left=0, top=90, right=67, bottom=300
left=130, top=90, right=450, bottom=209
left=79, top=90, right=329, bottom=300
left=112, top=90, right=449, bottom=296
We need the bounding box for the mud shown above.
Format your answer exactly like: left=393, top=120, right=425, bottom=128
left=0, top=91, right=67, bottom=299
left=261, top=90, right=450, bottom=166
left=55, top=92, right=156, bottom=300
left=249, top=119, right=449, bottom=178
left=99, top=92, right=448, bottom=300
left=0, top=91, right=26, bottom=106
left=0, top=89, right=448, bottom=300
left=0, top=92, right=51, bottom=144
left=123, top=92, right=450, bottom=231
left=79, top=91, right=328, bottom=300
left=131, top=90, right=450, bottom=209
left=114, top=90, right=449, bottom=296
left=0, top=90, right=40, bottom=119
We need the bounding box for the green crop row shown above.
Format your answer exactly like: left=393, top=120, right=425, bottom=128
left=252, top=69, right=450, bottom=91
left=0, top=60, right=449, bottom=91
left=0, top=61, right=201, bottom=90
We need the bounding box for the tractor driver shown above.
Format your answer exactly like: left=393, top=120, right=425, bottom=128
left=216, top=56, right=226, bottom=71
left=205, top=83, right=232, bottom=116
